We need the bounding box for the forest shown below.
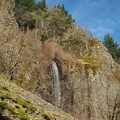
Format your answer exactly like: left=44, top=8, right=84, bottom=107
left=15, top=0, right=120, bottom=61
left=15, top=0, right=73, bottom=40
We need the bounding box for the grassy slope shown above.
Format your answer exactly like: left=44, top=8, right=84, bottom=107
left=0, top=75, right=77, bottom=120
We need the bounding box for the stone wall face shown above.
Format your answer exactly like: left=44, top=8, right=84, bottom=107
left=72, top=67, right=120, bottom=120
left=69, top=43, right=120, bottom=120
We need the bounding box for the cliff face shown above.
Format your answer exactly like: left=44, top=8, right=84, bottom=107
left=70, top=42, right=120, bottom=120
left=0, top=0, right=120, bottom=120
left=57, top=34, right=120, bottom=119
left=0, top=0, right=42, bottom=93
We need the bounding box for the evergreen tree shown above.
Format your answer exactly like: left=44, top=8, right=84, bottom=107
left=116, top=48, right=120, bottom=58
left=15, top=0, right=35, bottom=12
left=45, top=7, right=73, bottom=39
left=14, top=0, right=74, bottom=34
left=103, top=34, right=120, bottom=59
left=15, top=0, right=36, bottom=30
left=57, top=3, right=60, bottom=8
left=35, top=0, right=47, bottom=11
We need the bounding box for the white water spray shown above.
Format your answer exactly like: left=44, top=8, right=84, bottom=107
left=52, top=61, right=61, bottom=107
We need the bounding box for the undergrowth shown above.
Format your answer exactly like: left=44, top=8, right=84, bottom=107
left=76, top=53, right=100, bottom=77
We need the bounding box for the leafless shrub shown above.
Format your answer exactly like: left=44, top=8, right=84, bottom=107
left=43, top=40, right=74, bottom=62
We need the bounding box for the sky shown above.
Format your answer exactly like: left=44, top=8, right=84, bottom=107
left=36, top=0, right=120, bottom=44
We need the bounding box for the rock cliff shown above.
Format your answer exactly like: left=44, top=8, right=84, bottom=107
left=0, top=0, right=120, bottom=120
left=69, top=41, right=120, bottom=120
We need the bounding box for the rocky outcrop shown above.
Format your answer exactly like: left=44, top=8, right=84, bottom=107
left=72, top=66, right=120, bottom=120
left=0, top=0, right=42, bottom=92
left=56, top=38, right=120, bottom=120
left=0, top=75, right=77, bottom=120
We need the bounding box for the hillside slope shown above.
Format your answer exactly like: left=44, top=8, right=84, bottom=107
left=0, top=75, right=77, bottom=120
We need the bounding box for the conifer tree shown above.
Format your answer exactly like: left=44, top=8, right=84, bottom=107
left=15, top=0, right=35, bottom=12
left=35, top=0, right=47, bottom=11
left=103, top=34, right=120, bottom=59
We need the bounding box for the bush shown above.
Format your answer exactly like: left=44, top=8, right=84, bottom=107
left=40, top=34, right=48, bottom=43
left=16, top=12, right=36, bottom=30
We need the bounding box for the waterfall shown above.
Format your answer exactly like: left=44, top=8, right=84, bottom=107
left=52, top=61, right=61, bottom=107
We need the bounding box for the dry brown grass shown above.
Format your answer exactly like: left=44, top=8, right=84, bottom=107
left=43, top=40, right=74, bottom=62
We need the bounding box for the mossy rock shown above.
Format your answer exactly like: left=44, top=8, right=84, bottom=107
left=0, top=75, right=77, bottom=120
left=0, top=86, right=34, bottom=119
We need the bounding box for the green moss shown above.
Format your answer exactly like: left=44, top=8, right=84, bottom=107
left=76, top=53, right=99, bottom=77
left=82, top=53, right=99, bottom=67
left=0, top=75, right=8, bottom=81
left=0, top=75, right=74, bottom=120
left=42, top=113, right=53, bottom=120
left=19, top=111, right=31, bottom=120
left=0, top=101, right=16, bottom=114
left=92, top=67, right=97, bottom=76
left=40, top=108, right=54, bottom=120
left=0, top=86, right=36, bottom=120
left=113, top=72, right=120, bottom=81
left=16, top=97, right=36, bottom=110
left=0, top=75, right=25, bottom=90
left=0, top=87, right=12, bottom=100
left=0, top=86, right=10, bottom=91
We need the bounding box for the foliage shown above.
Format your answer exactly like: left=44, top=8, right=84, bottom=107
left=76, top=53, right=99, bottom=67
left=35, top=0, right=47, bottom=11
left=45, top=7, right=73, bottom=39
left=16, top=12, right=36, bottom=30
left=15, top=0, right=73, bottom=37
left=56, top=3, right=74, bottom=22
left=60, top=26, right=87, bottom=57
left=40, top=34, right=48, bottom=43
left=15, top=0, right=35, bottom=12
left=15, top=0, right=47, bottom=12
left=15, top=0, right=47, bottom=30
left=103, top=33, right=120, bottom=59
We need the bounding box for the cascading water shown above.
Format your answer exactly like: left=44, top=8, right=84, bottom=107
left=52, top=61, right=61, bottom=107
